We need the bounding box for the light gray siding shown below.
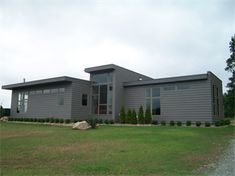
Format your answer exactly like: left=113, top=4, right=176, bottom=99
left=71, top=79, right=92, bottom=120
left=10, top=82, right=72, bottom=118
left=124, top=79, right=213, bottom=122
left=113, top=66, right=152, bottom=121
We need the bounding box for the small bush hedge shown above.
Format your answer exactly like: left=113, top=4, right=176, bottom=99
left=87, top=119, right=97, bottom=129
left=176, top=121, right=182, bottom=126
left=152, top=120, right=158, bottom=125
left=186, top=121, right=191, bottom=126
left=205, top=122, right=211, bottom=127
left=169, top=121, right=175, bottom=126
left=161, top=121, right=166, bottom=126
left=196, top=121, right=201, bottom=127
left=65, top=119, right=71, bottom=124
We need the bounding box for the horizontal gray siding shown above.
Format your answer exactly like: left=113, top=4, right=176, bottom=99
left=71, top=80, right=91, bottom=120
left=124, top=80, right=213, bottom=122
left=114, top=67, right=152, bottom=121
left=10, top=82, right=72, bottom=119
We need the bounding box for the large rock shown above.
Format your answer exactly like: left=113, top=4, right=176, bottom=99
left=0, top=116, right=8, bottom=122
left=72, top=121, right=91, bottom=130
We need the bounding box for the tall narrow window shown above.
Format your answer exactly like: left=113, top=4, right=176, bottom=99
left=17, top=92, right=28, bottom=113
left=82, top=94, right=88, bottom=106
left=146, top=87, right=161, bottom=115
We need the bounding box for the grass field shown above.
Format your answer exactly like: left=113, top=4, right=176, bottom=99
left=0, top=122, right=234, bottom=176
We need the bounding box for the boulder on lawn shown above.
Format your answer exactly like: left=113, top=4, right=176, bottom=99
left=72, top=121, right=91, bottom=130
left=0, top=116, right=8, bottom=122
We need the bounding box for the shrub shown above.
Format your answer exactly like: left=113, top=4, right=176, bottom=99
left=119, top=107, right=126, bottom=124
left=87, top=119, right=97, bottom=129
left=98, top=119, right=103, bottom=124
left=59, top=119, right=64, bottom=123
left=152, top=120, right=158, bottom=125
left=138, top=105, right=145, bottom=124
left=49, top=118, right=55, bottom=123
left=109, top=120, right=114, bottom=124
left=126, top=109, right=132, bottom=124
left=8, top=117, right=13, bottom=121
left=177, top=121, right=182, bottom=126
left=196, top=121, right=201, bottom=127
left=215, top=121, right=221, bottom=127
left=205, top=122, right=211, bottom=127
left=45, top=118, right=50, bottom=123
left=161, top=121, right=166, bottom=126
left=0, top=106, right=5, bottom=117
left=223, top=119, right=231, bottom=125
left=186, top=121, right=191, bottom=126
left=169, top=121, right=175, bottom=126
left=55, top=118, right=60, bottom=123
left=131, top=109, right=137, bottom=124
left=104, top=119, right=109, bottom=124
left=65, top=119, right=71, bottom=124
left=145, top=106, right=152, bottom=124
left=19, top=117, right=23, bottom=121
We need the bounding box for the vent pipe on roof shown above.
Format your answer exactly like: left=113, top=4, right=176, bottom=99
left=23, top=78, right=26, bottom=83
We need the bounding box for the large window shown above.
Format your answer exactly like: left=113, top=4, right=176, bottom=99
left=82, top=94, right=88, bottom=106
left=91, top=72, right=113, bottom=115
left=146, top=87, right=161, bottom=115
left=17, top=92, right=28, bottom=113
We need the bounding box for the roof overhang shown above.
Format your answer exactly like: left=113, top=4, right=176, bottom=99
left=2, top=76, right=74, bottom=90
left=124, top=73, right=208, bottom=87
left=84, top=64, right=116, bottom=73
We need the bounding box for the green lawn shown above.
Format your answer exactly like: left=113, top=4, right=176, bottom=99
left=0, top=122, right=234, bottom=176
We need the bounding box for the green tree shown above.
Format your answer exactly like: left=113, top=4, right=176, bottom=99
left=145, top=106, right=152, bottom=124
left=131, top=109, right=137, bottom=124
left=126, top=109, right=132, bottom=124
left=119, top=106, right=126, bottom=123
left=224, top=35, right=235, bottom=118
left=138, top=105, right=145, bottom=124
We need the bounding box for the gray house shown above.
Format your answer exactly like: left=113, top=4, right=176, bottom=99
left=2, top=64, right=224, bottom=122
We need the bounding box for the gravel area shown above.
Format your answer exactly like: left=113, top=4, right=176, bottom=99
left=208, top=138, right=235, bottom=176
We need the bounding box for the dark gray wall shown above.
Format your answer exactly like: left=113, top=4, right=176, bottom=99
left=209, top=72, right=224, bottom=121
left=71, top=79, right=92, bottom=119
left=10, top=82, right=72, bottom=119
left=113, top=66, right=152, bottom=121
left=124, top=78, right=215, bottom=122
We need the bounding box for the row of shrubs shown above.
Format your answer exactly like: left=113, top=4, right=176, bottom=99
left=151, top=119, right=231, bottom=127
left=7, top=117, right=115, bottom=125
left=119, top=106, right=152, bottom=124
left=7, top=117, right=231, bottom=127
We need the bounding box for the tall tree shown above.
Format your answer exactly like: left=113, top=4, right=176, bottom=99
left=224, top=35, right=235, bottom=118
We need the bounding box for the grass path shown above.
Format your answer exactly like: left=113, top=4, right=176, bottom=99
left=0, top=122, right=234, bottom=176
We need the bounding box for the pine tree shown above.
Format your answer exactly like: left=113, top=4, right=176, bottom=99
left=224, top=34, right=235, bottom=118
left=119, top=106, right=126, bottom=124
left=138, top=105, right=144, bottom=124
left=131, top=109, right=137, bottom=124
left=145, top=106, right=152, bottom=124
left=127, top=109, right=132, bottom=124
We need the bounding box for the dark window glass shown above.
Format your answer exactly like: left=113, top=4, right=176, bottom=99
left=146, top=88, right=151, bottom=97
left=91, top=73, right=112, bottom=83
left=177, top=85, right=190, bottom=90
left=152, top=99, right=160, bottom=115
left=82, top=94, right=88, bottom=106
left=92, top=95, right=98, bottom=114
left=92, top=86, right=99, bottom=94
left=152, top=88, right=160, bottom=97
left=99, top=105, right=107, bottom=114
left=100, top=85, right=107, bottom=104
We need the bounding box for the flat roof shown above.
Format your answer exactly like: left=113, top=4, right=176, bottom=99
left=123, top=73, right=208, bottom=87
left=2, top=76, right=89, bottom=90
left=84, top=64, right=116, bottom=73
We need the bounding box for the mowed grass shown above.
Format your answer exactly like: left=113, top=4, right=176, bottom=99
left=0, top=122, right=234, bottom=176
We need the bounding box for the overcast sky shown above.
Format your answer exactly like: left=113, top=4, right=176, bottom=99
left=0, top=0, right=234, bottom=108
